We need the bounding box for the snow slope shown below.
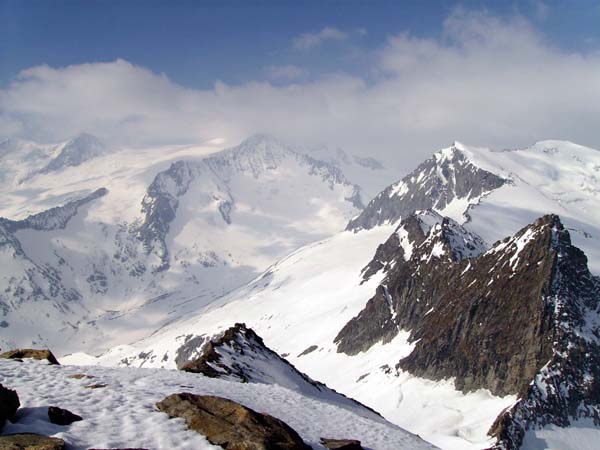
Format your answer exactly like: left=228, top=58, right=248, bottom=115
left=0, top=358, right=436, bottom=450
left=80, top=216, right=516, bottom=450
left=0, top=134, right=365, bottom=354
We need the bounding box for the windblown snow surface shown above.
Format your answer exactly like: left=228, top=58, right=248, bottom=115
left=0, top=358, right=436, bottom=450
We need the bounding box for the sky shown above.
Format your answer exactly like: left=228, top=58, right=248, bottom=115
left=1, top=0, right=600, bottom=170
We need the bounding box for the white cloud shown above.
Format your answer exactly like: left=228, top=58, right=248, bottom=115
left=1, top=10, right=600, bottom=173
left=293, top=26, right=348, bottom=50
left=265, top=65, right=307, bottom=80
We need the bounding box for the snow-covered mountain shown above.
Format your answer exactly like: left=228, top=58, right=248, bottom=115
left=76, top=140, right=600, bottom=450
left=349, top=140, right=600, bottom=273
left=0, top=133, right=365, bottom=354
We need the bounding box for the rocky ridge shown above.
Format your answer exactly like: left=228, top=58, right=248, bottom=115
left=338, top=212, right=600, bottom=448
left=346, top=143, right=506, bottom=231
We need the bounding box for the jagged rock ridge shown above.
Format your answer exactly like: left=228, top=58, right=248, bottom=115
left=346, top=143, right=506, bottom=231
left=338, top=213, right=600, bottom=448
left=176, top=323, right=382, bottom=420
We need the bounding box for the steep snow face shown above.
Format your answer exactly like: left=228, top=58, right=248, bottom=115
left=348, top=140, right=600, bottom=274
left=40, top=133, right=109, bottom=174
left=82, top=223, right=513, bottom=450
left=0, top=358, right=437, bottom=450
left=0, top=134, right=364, bottom=354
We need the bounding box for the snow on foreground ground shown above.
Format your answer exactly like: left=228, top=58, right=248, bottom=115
left=0, top=358, right=437, bottom=450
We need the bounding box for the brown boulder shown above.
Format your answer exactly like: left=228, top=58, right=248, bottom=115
left=67, top=374, right=94, bottom=380
left=156, top=393, right=310, bottom=450
left=320, top=438, right=364, bottom=450
left=0, top=433, right=65, bottom=449
left=0, top=384, right=20, bottom=431
left=0, top=349, right=59, bottom=365
left=48, top=407, right=82, bottom=425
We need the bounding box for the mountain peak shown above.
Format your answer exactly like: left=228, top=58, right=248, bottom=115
left=40, top=133, right=107, bottom=174
left=236, top=133, right=292, bottom=154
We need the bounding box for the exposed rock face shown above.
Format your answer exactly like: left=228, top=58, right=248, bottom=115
left=0, top=349, right=59, bottom=365
left=180, top=323, right=324, bottom=390
left=0, top=383, right=19, bottom=431
left=0, top=434, right=65, bottom=450
left=346, top=143, right=505, bottom=231
left=0, top=188, right=108, bottom=233
left=47, top=406, right=83, bottom=425
left=338, top=213, right=600, bottom=448
left=336, top=211, right=486, bottom=356
left=156, top=394, right=311, bottom=450
left=320, top=438, right=364, bottom=450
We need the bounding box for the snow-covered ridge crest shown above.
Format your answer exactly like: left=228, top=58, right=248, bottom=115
left=40, top=133, right=109, bottom=174
left=360, top=209, right=486, bottom=284
left=346, top=142, right=507, bottom=231
left=0, top=188, right=108, bottom=232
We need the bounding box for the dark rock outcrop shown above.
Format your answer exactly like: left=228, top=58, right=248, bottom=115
left=0, top=188, right=108, bottom=233
left=320, top=438, right=364, bottom=450
left=156, top=394, right=311, bottom=450
left=338, top=213, right=600, bottom=448
left=0, top=349, right=59, bottom=365
left=336, top=211, right=486, bottom=356
left=48, top=406, right=82, bottom=425
left=0, top=384, right=19, bottom=431
left=0, top=433, right=65, bottom=450
left=180, top=323, right=321, bottom=390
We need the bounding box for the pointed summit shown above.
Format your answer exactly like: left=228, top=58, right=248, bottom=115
left=40, top=133, right=108, bottom=173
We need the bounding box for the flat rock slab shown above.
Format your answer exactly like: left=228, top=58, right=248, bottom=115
left=48, top=406, right=82, bottom=425
left=156, top=393, right=311, bottom=450
left=0, top=350, right=59, bottom=365
left=0, top=384, right=20, bottom=431
left=321, top=438, right=364, bottom=450
left=0, top=433, right=65, bottom=450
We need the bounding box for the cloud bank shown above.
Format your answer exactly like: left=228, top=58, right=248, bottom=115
left=1, top=10, right=600, bottom=172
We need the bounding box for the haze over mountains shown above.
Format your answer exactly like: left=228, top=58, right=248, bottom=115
left=2, top=133, right=600, bottom=450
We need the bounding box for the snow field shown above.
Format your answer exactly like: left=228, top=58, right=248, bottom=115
left=0, top=358, right=436, bottom=450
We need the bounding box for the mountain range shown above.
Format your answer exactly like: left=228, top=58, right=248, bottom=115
left=2, top=134, right=600, bottom=450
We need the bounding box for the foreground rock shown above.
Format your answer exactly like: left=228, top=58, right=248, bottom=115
left=48, top=406, right=82, bottom=425
left=320, top=438, right=364, bottom=450
left=0, top=433, right=65, bottom=450
left=0, top=384, right=19, bottom=431
left=0, top=349, right=59, bottom=365
left=156, top=394, right=311, bottom=450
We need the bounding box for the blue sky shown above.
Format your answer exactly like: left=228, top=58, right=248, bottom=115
left=2, top=0, right=599, bottom=88
left=1, top=1, right=600, bottom=168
